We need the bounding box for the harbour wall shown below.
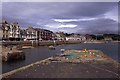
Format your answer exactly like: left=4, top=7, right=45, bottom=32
left=1, top=40, right=84, bottom=47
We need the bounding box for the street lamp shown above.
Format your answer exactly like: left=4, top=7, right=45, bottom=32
left=96, top=34, right=97, bottom=40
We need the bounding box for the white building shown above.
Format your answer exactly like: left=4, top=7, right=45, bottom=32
left=66, top=34, right=86, bottom=41
left=55, top=32, right=65, bottom=40
left=9, top=22, right=21, bottom=39
left=25, top=27, right=37, bottom=40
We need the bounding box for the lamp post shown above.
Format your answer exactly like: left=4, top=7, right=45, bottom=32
left=36, top=30, right=39, bottom=46
left=96, top=34, right=97, bottom=40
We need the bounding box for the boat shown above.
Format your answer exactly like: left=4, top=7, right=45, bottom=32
left=48, top=45, right=55, bottom=50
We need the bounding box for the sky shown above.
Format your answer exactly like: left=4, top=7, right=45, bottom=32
left=2, top=2, right=119, bottom=34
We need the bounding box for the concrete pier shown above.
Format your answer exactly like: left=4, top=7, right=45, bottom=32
left=1, top=50, right=119, bottom=78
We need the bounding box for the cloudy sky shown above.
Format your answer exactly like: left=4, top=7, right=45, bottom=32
left=2, top=2, right=118, bottom=34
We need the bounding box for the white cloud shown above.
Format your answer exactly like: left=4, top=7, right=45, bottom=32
left=53, top=18, right=97, bottom=23
left=59, top=24, right=77, bottom=28
left=104, top=6, right=118, bottom=22
left=105, top=15, right=118, bottom=22
left=54, top=19, right=79, bottom=22
left=45, top=24, right=77, bottom=28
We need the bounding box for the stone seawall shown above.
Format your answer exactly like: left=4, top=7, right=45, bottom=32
left=1, top=40, right=83, bottom=47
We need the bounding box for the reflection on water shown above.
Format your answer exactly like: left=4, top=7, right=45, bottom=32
left=2, top=42, right=119, bottom=73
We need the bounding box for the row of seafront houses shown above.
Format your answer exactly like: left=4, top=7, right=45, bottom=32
left=0, top=21, right=89, bottom=41
left=0, top=21, right=53, bottom=41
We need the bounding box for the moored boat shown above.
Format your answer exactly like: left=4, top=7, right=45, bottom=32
left=48, top=45, right=55, bottom=50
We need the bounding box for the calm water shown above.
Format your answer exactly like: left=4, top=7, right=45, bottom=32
left=2, top=42, right=119, bottom=73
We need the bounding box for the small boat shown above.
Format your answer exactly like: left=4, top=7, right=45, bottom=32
left=49, top=45, right=55, bottom=50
